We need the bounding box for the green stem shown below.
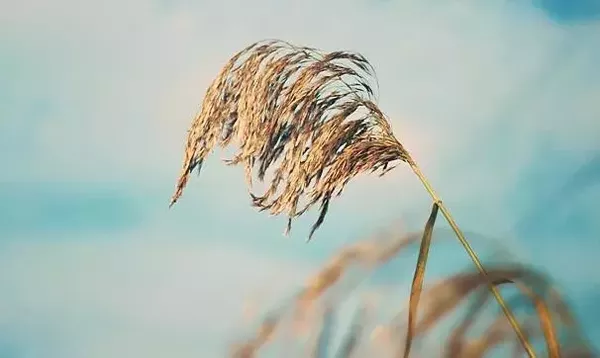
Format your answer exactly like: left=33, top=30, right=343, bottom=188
left=408, top=161, right=536, bottom=358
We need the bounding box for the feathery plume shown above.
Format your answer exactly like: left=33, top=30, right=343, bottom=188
left=170, top=39, right=410, bottom=239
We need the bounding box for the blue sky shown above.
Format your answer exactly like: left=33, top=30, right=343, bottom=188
left=1, top=0, right=599, bottom=356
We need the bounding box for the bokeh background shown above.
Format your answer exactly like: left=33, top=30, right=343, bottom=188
left=1, top=0, right=599, bottom=356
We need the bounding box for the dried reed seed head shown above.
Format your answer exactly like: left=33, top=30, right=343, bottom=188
left=231, top=313, right=281, bottom=358
left=390, top=268, right=565, bottom=339
left=230, top=229, right=595, bottom=357
left=297, top=233, right=419, bottom=305
left=233, top=272, right=591, bottom=358
left=170, top=39, right=412, bottom=239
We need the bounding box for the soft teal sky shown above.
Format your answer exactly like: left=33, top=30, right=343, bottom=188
left=1, top=0, right=599, bottom=356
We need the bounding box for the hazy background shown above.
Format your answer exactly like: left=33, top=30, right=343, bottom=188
left=1, top=0, right=599, bottom=356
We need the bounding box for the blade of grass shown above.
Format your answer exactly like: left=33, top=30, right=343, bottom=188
left=403, top=202, right=439, bottom=358
left=508, top=281, right=561, bottom=357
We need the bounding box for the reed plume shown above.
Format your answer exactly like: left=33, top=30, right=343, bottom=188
left=169, top=39, right=409, bottom=239
left=169, top=39, right=530, bottom=354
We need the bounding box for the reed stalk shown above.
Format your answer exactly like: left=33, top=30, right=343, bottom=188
left=407, top=160, right=536, bottom=357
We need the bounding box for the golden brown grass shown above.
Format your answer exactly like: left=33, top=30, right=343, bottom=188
left=169, top=39, right=409, bottom=239
left=228, top=228, right=596, bottom=358
left=169, top=39, right=566, bottom=356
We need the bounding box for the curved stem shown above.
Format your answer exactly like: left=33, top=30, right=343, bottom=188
left=408, top=161, right=536, bottom=358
